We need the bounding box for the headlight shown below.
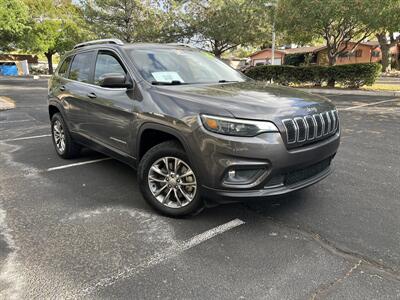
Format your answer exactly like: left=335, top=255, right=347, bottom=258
left=200, top=114, right=278, bottom=137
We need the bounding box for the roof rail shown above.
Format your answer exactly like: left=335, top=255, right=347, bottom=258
left=167, top=43, right=197, bottom=49
left=73, top=39, right=124, bottom=49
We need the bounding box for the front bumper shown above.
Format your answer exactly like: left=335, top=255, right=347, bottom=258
left=187, top=126, right=340, bottom=203
left=201, top=158, right=333, bottom=203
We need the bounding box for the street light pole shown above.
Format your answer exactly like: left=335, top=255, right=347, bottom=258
left=265, top=2, right=277, bottom=65
left=271, top=16, right=276, bottom=65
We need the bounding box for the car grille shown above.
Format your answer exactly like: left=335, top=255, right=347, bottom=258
left=285, top=158, right=331, bottom=186
left=282, top=110, right=339, bottom=147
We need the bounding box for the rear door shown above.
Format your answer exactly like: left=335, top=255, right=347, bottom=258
left=82, top=50, right=135, bottom=153
left=64, top=51, right=96, bottom=135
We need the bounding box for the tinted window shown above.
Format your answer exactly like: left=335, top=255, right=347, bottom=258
left=94, top=52, right=126, bottom=85
left=69, top=52, right=94, bottom=83
left=58, top=56, right=71, bottom=78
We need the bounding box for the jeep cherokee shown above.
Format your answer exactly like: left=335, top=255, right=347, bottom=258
left=48, top=39, right=340, bottom=217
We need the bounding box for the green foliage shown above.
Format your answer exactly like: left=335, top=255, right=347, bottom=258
left=21, top=0, right=92, bottom=73
left=245, top=63, right=382, bottom=88
left=330, top=63, right=382, bottom=88
left=0, top=0, right=29, bottom=51
left=185, top=0, right=272, bottom=57
left=284, top=54, right=305, bottom=66
left=23, top=0, right=91, bottom=54
left=81, top=0, right=185, bottom=43
left=276, top=0, right=372, bottom=65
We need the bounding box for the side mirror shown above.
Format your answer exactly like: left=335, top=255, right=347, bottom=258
left=98, top=73, right=133, bottom=89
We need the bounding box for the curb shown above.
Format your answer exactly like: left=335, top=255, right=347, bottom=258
left=0, top=96, right=16, bottom=111
left=0, top=75, right=51, bottom=80
left=297, top=88, right=400, bottom=97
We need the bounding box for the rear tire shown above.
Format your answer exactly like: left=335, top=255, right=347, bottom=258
left=138, top=141, right=204, bottom=217
left=51, top=113, right=81, bottom=159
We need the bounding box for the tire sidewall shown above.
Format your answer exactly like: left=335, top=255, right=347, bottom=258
left=138, top=142, right=203, bottom=217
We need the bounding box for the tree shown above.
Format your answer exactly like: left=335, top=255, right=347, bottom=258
left=0, top=0, right=29, bottom=51
left=361, top=0, right=400, bottom=72
left=184, top=0, right=271, bottom=58
left=22, top=0, right=91, bottom=74
left=81, top=0, right=185, bottom=43
left=276, top=0, right=372, bottom=67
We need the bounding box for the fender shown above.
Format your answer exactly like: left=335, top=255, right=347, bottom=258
left=136, top=122, right=193, bottom=157
left=48, top=99, right=67, bottom=121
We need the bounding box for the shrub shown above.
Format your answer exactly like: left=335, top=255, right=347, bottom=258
left=329, top=63, right=382, bottom=88
left=244, top=63, right=382, bottom=88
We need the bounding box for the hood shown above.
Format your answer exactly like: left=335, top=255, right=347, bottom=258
left=149, top=81, right=335, bottom=122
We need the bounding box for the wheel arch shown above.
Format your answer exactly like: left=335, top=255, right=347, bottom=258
left=136, top=123, right=193, bottom=162
left=48, top=101, right=66, bottom=120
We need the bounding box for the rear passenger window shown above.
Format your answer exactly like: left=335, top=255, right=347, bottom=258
left=58, top=56, right=71, bottom=78
left=94, top=52, right=126, bottom=85
left=69, top=52, right=94, bottom=83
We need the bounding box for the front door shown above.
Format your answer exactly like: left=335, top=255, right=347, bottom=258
left=83, top=50, right=136, bottom=153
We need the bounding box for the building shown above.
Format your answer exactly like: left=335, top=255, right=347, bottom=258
left=249, top=48, right=286, bottom=66
left=315, top=41, right=399, bottom=66
left=249, top=42, right=400, bottom=67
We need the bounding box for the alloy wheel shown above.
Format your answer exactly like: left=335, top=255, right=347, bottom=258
left=148, top=156, right=197, bottom=208
left=53, top=120, right=66, bottom=153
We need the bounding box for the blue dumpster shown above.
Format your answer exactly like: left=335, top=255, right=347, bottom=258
left=0, top=63, right=18, bottom=76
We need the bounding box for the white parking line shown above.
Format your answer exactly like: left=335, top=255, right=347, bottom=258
left=1, top=134, right=51, bottom=142
left=338, top=98, right=399, bottom=111
left=75, top=218, right=245, bottom=297
left=0, top=119, right=32, bottom=124
left=47, top=158, right=112, bottom=172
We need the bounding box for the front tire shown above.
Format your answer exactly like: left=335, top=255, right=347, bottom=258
left=138, top=141, right=204, bottom=217
left=51, top=113, right=81, bottom=159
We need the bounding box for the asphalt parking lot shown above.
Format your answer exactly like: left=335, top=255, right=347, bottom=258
left=0, top=78, right=399, bottom=299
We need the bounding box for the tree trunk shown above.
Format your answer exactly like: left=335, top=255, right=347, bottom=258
left=45, top=52, right=53, bottom=75
left=381, top=46, right=391, bottom=72
left=327, top=51, right=336, bottom=87
left=212, top=40, right=222, bottom=58
left=213, top=49, right=222, bottom=58
left=377, top=33, right=392, bottom=73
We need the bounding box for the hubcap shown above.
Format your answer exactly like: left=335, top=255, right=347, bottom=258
left=53, top=120, right=66, bottom=153
left=148, top=157, right=197, bottom=208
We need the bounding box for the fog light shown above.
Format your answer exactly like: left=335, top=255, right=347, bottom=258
left=223, top=168, right=266, bottom=185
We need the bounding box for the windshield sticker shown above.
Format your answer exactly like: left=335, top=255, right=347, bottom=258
left=152, top=72, right=184, bottom=83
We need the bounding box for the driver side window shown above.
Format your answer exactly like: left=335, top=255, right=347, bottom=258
left=94, top=52, right=126, bottom=86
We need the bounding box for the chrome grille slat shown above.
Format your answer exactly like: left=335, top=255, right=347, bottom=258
left=329, top=111, right=336, bottom=133
left=294, top=117, right=306, bottom=142
left=283, top=110, right=339, bottom=147
left=304, top=116, right=315, bottom=140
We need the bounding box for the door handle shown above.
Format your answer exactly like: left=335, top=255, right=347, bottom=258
left=59, top=85, right=66, bottom=91
left=87, top=92, right=97, bottom=99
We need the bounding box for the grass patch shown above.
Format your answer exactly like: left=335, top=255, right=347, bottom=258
left=361, top=84, right=400, bottom=91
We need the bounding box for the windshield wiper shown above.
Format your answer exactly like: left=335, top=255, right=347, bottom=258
left=218, top=80, right=239, bottom=83
left=151, top=80, right=186, bottom=85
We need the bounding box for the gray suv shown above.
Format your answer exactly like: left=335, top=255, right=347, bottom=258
left=48, top=39, right=340, bottom=217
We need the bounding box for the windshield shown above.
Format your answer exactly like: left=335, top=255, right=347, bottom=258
left=128, top=48, right=247, bottom=85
